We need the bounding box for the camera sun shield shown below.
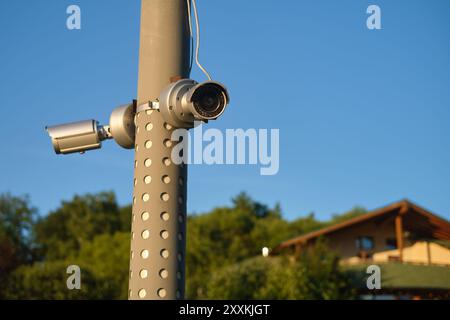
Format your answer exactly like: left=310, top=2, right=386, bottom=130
left=46, top=120, right=103, bottom=155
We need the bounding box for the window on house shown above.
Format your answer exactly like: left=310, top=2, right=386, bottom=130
left=385, top=238, right=397, bottom=250
left=356, top=236, right=375, bottom=251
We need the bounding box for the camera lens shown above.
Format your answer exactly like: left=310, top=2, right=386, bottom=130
left=191, top=84, right=226, bottom=118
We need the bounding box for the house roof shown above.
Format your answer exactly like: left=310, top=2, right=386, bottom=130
left=273, top=199, right=450, bottom=253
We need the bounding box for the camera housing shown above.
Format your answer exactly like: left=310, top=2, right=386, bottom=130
left=109, top=103, right=136, bottom=149
left=158, top=79, right=229, bottom=128
left=46, top=103, right=135, bottom=155
left=46, top=120, right=107, bottom=155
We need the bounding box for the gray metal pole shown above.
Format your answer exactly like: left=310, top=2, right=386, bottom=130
left=129, top=0, right=190, bottom=300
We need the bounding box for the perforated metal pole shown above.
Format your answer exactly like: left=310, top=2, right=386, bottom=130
left=129, top=0, right=190, bottom=300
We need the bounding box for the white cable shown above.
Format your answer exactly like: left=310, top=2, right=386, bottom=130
left=186, top=0, right=194, bottom=73
left=188, top=0, right=212, bottom=80
left=187, top=0, right=193, bottom=37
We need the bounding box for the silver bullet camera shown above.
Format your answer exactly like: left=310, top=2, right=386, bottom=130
left=158, top=79, right=230, bottom=128
left=46, top=119, right=108, bottom=155
left=46, top=103, right=135, bottom=155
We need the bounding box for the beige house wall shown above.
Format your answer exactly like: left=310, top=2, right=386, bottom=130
left=313, top=218, right=450, bottom=266
left=371, top=242, right=450, bottom=266
left=321, top=217, right=398, bottom=259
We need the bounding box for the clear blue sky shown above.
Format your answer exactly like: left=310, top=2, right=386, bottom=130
left=1, top=0, right=449, bottom=221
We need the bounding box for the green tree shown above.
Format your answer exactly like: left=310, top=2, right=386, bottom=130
left=1, top=190, right=132, bottom=300
left=0, top=193, right=36, bottom=288
left=0, top=190, right=364, bottom=300
left=33, top=192, right=125, bottom=260
left=72, top=232, right=130, bottom=299
left=289, top=213, right=326, bottom=235
left=328, top=207, right=367, bottom=225
left=1, top=232, right=131, bottom=300
left=2, top=260, right=104, bottom=300
left=206, top=240, right=356, bottom=299
left=186, top=193, right=287, bottom=298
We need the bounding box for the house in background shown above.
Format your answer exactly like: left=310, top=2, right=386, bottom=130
left=273, top=200, right=450, bottom=299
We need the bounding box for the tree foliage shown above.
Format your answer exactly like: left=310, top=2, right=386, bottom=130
left=206, top=240, right=356, bottom=300
left=33, top=192, right=124, bottom=261
left=0, top=191, right=362, bottom=299
left=0, top=193, right=36, bottom=287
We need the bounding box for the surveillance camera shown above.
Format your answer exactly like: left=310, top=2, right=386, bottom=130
left=158, top=79, right=229, bottom=128
left=46, top=103, right=136, bottom=155
left=46, top=120, right=110, bottom=155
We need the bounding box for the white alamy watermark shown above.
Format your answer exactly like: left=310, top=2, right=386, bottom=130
left=170, top=122, right=279, bottom=176
left=66, top=5, right=81, bottom=30
left=366, top=265, right=381, bottom=290
left=66, top=265, right=81, bottom=290
left=366, top=5, right=382, bottom=30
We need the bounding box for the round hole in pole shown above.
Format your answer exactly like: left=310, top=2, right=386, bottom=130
left=139, top=289, right=147, bottom=299
left=158, top=288, right=167, bottom=299
left=161, top=230, right=169, bottom=240
left=161, top=212, right=170, bottom=221
left=159, top=269, right=168, bottom=279
left=162, top=175, right=171, bottom=184
left=163, top=158, right=171, bottom=166
left=163, top=139, right=173, bottom=148
left=142, top=211, right=150, bottom=221
left=141, top=249, right=149, bottom=259
left=140, top=269, right=148, bottom=279
left=141, top=230, right=150, bottom=240
left=161, top=249, right=169, bottom=259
